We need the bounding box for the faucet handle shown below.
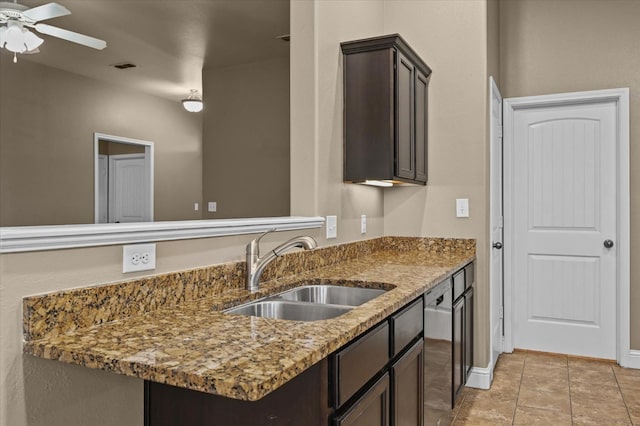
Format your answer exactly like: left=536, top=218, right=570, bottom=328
left=256, top=228, right=277, bottom=244
left=247, top=228, right=277, bottom=256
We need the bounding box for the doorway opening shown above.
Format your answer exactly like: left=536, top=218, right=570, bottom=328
left=94, top=133, right=154, bottom=223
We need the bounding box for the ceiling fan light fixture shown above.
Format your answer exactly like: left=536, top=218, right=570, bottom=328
left=182, top=89, right=203, bottom=112
left=0, top=21, right=43, bottom=54
left=22, top=28, right=44, bottom=50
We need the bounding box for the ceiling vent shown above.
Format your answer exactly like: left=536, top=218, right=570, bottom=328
left=112, top=62, right=136, bottom=70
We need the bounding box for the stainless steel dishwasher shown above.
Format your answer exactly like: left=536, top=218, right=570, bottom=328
left=424, top=278, right=453, bottom=426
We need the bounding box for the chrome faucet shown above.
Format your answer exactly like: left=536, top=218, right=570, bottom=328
left=246, top=230, right=317, bottom=292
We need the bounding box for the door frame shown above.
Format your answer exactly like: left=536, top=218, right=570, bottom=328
left=488, top=77, right=503, bottom=374
left=502, top=88, right=632, bottom=367
left=93, top=133, right=154, bottom=224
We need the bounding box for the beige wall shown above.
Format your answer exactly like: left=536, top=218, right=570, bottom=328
left=202, top=57, right=290, bottom=219
left=0, top=60, right=203, bottom=226
left=500, top=0, right=640, bottom=349
left=382, top=0, right=492, bottom=367
left=291, top=0, right=386, bottom=244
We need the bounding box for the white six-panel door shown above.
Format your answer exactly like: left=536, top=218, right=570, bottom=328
left=509, top=99, right=618, bottom=359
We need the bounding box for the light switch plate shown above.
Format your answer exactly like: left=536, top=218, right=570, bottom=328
left=361, top=215, right=367, bottom=234
left=456, top=198, right=470, bottom=218
left=326, top=215, right=337, bottom=239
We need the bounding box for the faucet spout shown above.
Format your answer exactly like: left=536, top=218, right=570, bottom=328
left=246, top=233, right=317, bottom=292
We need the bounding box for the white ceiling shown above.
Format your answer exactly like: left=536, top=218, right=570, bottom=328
left=2, top=0, right=290, bottom=100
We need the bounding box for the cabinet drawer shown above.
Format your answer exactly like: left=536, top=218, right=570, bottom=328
left=333, top=321, right=390, bottom=408
left=453, top=270, right=465, bottom=301
left=390, top=297, right=423, bottom=357
left=464, top=262, right=475, bottom=290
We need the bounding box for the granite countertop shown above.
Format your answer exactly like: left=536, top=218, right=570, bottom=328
left=23, top=237, right=475, bottom=401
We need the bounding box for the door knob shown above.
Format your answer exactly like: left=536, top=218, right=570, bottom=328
left=604, top=239, right=614, bottom=249
left=492, top=242, right=503, bottom=250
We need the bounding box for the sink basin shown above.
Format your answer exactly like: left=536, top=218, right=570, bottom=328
left=270, top=285, right=386, bottom=306
left=223, top=282, right=389, bottom=322
left=224, top=300, right=352, bottom=321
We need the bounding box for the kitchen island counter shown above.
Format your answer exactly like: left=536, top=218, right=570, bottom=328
left=23, top=237, right=475, bottom=401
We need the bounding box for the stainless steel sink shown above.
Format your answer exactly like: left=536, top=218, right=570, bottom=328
left=224, top=300, right=351, bottom=321
left=269, top=285, right=386, bottom=306
left=223, top=282, right=389, bottom=321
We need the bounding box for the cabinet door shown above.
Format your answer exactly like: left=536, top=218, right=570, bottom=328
left=334, top=373, right=390, bottom=426
left=465, top=287, right=474, bottom=379
left=391, top=339, right=424, bottom=426
left=452, top=297, right=465, bottom=403
left=414, top=70, right=428, bottom=183
left=395, top=50, right=414, bottom=180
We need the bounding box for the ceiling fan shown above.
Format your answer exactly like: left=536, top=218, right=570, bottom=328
left=0, top=1, right=106, bottom=62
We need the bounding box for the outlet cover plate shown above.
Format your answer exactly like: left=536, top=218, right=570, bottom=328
left=123, top=243, right=156, bottom=273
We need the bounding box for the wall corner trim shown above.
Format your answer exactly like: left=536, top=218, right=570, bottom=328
left=466, top=364, right=493, bottom=390
left=622, top=350, right=640, bottom=370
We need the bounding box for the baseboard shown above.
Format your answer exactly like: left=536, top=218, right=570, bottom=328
left=465, top=364, right=493, bottom=390
left=622, top=350, right=640, bottom=369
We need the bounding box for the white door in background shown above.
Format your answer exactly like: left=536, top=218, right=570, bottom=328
left=489, top=77, right=503, bottom=369
left=508, top=96, right=617, bottom=359
left=108, top=154, right=151, bottom=223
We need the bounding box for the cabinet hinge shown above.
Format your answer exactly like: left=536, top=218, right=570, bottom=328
left=499, top=216, right=504, bottom=229
left=499, top=306, right=504, bottom=319
left=497, top=126, right=503, bottom=138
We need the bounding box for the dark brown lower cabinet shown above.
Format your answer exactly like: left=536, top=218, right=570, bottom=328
left=391, top=339, right=424, bottom=426
left=452, top=296, right=465, bottom=402
left=452, top=261, right=475, bottom=408
left=464, top=286, right=474, bottom=378
left=145, top=359, right=331, bottom=426
left=333, top=374, right=390, bottom=426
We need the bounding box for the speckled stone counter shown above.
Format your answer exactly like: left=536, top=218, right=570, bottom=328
left=23, top=237, right=475, bottom=401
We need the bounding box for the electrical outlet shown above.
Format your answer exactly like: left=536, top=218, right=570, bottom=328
left=123, top=243, right=156, bottom=273
left=208, top=201, right=217, bottom=212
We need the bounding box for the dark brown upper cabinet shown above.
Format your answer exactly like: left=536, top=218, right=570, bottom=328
left=341, top=34, right=432, bottom=186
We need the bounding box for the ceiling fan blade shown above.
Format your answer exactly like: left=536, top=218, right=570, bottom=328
left=34, top=23, right=106, bottom=50
left=22, top=2, right=70, bottom=22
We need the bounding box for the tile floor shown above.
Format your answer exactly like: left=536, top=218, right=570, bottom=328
left=451, top=350, right=640, bottom=425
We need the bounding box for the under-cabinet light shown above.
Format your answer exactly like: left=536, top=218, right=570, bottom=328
left=362, top=180, right=394, bottom=187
